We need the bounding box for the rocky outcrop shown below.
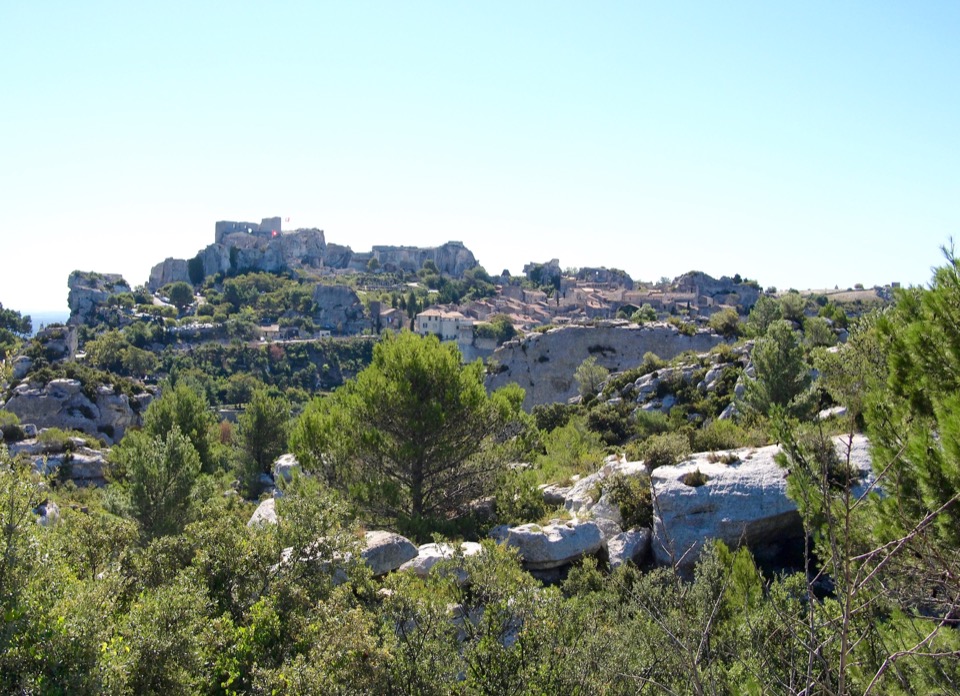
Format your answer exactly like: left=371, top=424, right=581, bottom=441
left=674, top=271, right=761, bottom=309
left=147, top=227, right=328, bottom=291
left=651, top=435, right=874, bottom=570
left=361, top=531, right=419, bottom=576
left=272, top=453, right=301, bottom=483
left=148, top=258, right=191, bottom=289
left=500, top=520, right=605, bottom=570
left=312, top=285, right=367, bottom=333
left=366, top=241, right=478, bottom=278
left=67, top=271, right=132, bottom=325
left=247, top=497, right=278, bottom=527
left=9, top=435, right=110, bottom=486
left=608, top=529, right=651, bottom=568
left=485, top=325, right=727, bottom=409
left=3, top=379, right=147, bottom=445
left=399, top=541, right=483, bottom=580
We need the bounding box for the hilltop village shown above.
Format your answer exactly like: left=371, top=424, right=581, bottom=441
left=64, top=216, right=889, bottom=366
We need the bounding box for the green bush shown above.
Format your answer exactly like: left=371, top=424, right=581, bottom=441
left=681, top=468, right=709, bottom=487
left=494, top=469, right=548, bottom=526
left=691, top=419, right=762, bottom=452
left=0, top=411, right=25, bottom=443
left=605, top=473, right=653, bottom=529
left=637, top=432, right=691, bottom=469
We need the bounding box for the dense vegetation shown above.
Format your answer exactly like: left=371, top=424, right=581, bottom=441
left=1, top=254, right=958, bottom=693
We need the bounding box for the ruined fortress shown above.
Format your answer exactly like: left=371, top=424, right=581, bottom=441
left=148, top=217, right=478, bottom=290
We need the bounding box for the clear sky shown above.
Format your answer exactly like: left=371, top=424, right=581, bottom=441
left=1, top=1, right=958, bottom=313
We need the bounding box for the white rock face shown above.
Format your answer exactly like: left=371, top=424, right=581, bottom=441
left=651, top=435, right=875, bottom=570
left=502, top=520, right=604, bottom=570
left=399, top=541, right=483, bottom=579
left=272, top=453, right=301, bottom=483
left=485, top=325, right=727, bottom=409
left=3, top=379, right=145, bottom=445
left=361, top=531, right=419, bottom=576
left=247, top=497, right=278, bottom=527
left=608, top=528, right=652, bottom=569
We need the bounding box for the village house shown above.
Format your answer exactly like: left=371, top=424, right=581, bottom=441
left=414, top=308, right=473, bottom=342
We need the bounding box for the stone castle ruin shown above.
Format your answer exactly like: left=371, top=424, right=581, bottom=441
left=148, top=217, right=477, bottom=290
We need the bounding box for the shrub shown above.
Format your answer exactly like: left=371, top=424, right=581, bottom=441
left=0, top=411, right=25, bottom=443
left=587, top=401, right=635, bottom=445
left=681, top=469, right=709, bottom=487
left=691, top=420, right=752, bottom=452
left=37, top=427, right=79, bottom=453
left=494, top=469, right=548, bottom=526
left=637, top=432, right=691, bottom=469
left=605, top=473, right=653, bottom=529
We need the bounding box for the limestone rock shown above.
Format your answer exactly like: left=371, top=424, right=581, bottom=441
left=247, top=497, right=278, bottom=527
left=148, top=258, right=191, bottom=290
left=67, top=271, right=131, bottom=325
left=651, top=435, right=875, bottom=570
left=3, top=379, right=144, bottom=444
left=272, top=453, right=301, bottom=483
left=485, top=325, right=727, bottom=410
left=501, top=520, right=604, bottom=570
left=608, top=528, right=652, bottom=568
left=35, top=500, right=60, bottom=527
left=361, top=531, right=418, bottom=576
left=399, top=541, right=482, bottom=580
left=312, top=285, right=367, bottom=333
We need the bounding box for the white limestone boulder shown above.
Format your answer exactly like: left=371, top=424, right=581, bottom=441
left=272, top=453, right=301, bottom=483
left=399, top=541, right=483, bottom=580
left=651, top=434, right=874, bottom=570
left=361, top=531, right=419, bottom=576
left=502, top=520, right=604, bottom=570
left=247, top=497, right=278, bottom=527
left=608, top=528, right=651, bottom=569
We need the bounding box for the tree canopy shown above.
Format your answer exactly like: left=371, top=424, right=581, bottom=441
left=291, top=331, right=524, bottom=530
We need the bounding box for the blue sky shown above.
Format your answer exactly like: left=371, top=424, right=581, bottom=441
left=1, top=1, right=958, bottom=313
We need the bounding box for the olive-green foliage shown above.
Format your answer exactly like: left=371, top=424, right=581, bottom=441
left=587, top=400, right=636, bottom=445
left=0, top=301, right=30, bottom=360
left=122, top=425, right=201, bottom=539
left=803, top=315, right=836, bottom=348
left=238, top=388, right=289, bottom=476
left=142, top=382, right=218, bottom=473
left=691, top=418, right=768, bottom=452
left=637, top=431, right=691, bottom=469
left=741, top=319, right=816, bottom=419
left=708, top=307, right=741, bottom=338
left=744, top=294, right=782, bottom=337
left=531, top=401, right=579, bottom=432
left=493, top=468, right=549, bottom=526
left=535, top=414, right=606, bottom=484
left=163, top=281, right=194, bottom=312
left=605, top=473, right=653, bottom=529
left=575, top=355, right=608, bottom=400
left=473, top=313, right=517, bottom=345
left=291, top=331, right=522, bottom=533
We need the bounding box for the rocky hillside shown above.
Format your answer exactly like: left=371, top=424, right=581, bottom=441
left=485, top=323, right=728, bottom=409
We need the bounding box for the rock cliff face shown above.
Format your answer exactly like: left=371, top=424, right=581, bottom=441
left=147, top=227, right=328, bottom=290
left=3, top=379, right=150, bottom=444
left=485, top=324, right=727, bottom=409
left=367, top=242, right=478, bottom=277
left=148, top=258, right=191, bottom=289
left=67, top=271, right=131, bottom=324
left=675, top=271, right=761, bottom=308
left=312, top=285, right=368, bottom=333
